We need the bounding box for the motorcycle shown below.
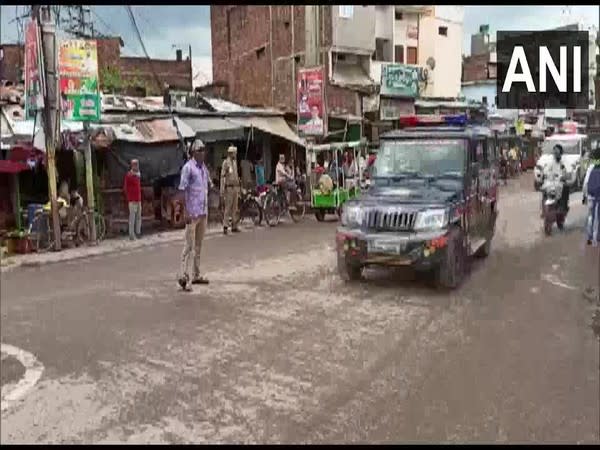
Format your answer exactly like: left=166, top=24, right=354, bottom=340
left=239, top=187, right=263, bottom=226
left=541, top=177, right=567, bottom=236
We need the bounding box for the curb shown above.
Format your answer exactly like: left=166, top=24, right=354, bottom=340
left=0, top=224, right=243, bottom=273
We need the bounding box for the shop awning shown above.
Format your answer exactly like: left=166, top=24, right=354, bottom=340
left=228, top=116, right=306, bottom=147
left=0, top=160, right=29, bottom=174
left=183, top=117, right=245, bottom=143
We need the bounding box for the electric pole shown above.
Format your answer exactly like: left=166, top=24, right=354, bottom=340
left=304, top=5, right=320, bottom=67
left=34, top=5, right=62, bottom=250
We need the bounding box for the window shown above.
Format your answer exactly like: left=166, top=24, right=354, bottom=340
left=256, top=46, right=266, bottom=59
left=336, top=53, right=346, bottom=62
left=407, top=46, right=418, bottom=64
left=394, top=45, right=404, bottom=63
left=284, top=21, right=290, bottom=29
left=339, top=5, right=354, bottom=19
left=438, top=26, right=448, bottom=36
left=395, top=11, right=403, bottom=20
left=375, top=38, right=392, bottom=62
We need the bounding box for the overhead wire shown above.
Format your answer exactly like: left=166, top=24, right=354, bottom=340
left=123, top=5, right=188, bottom=155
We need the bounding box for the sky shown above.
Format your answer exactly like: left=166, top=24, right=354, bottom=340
left=1, top=5, right=598, bottom=85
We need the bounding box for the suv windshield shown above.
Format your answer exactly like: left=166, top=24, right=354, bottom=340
left=373, top=139, right=466, bottom=180
left=542, top=139, right=580, bottom=155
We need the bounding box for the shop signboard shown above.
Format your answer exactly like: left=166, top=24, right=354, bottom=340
left=58, top=39, right=101, bottom=121
left=380, top=63, right=420, bottom=98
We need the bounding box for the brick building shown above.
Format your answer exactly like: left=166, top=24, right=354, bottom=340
left=210, top=5, right=374, bottom=119
left=0, top=37, right=192, bottom=96
left=0, top=44, right=24, bottom=85
left=461, top=25, right=498, bottom=111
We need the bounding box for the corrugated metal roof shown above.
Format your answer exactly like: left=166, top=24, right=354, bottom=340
left=200, top=96, right=282, bottom=115
left=106, top=116, right=195, bottom=143
left=227, top=116, right=305, bottom=147
left=183, top=116, right=243, bottom=133
left=183, top=116, right=246, bottom=143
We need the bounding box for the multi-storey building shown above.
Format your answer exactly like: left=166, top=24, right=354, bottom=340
left=0, top=37, right=192, bottom=96
left=211, top=5, right=465, bottom=125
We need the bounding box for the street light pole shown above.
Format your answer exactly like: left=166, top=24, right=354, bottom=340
left=35, top=5, right=62, bottom=250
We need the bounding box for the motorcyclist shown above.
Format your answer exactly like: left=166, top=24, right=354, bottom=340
left=540, top=144, right=568, bottom=218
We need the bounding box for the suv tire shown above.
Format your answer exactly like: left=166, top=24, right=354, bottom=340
left=435, top=227, right=466, bottom=290
left=337, top=255, right=363, bottom=282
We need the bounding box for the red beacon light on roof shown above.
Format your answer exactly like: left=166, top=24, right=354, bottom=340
left=398, top=114, right=468, bottom=127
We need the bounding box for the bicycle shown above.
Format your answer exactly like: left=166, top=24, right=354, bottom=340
left=263, top=182, right=306, bottom=227
left=76, top=209, right=107, bottom=244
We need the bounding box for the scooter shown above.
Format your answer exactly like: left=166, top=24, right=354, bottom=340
left=541, top=177, right=567, bottom=236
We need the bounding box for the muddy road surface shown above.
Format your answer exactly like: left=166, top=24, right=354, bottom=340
left=1, top=174, right=599, bottom=443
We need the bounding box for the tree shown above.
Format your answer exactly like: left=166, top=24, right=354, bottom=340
left=100, top=66, right=124, bottom=94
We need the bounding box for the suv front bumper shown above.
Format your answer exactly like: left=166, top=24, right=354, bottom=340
left=336, top=227, right=450, bottom=271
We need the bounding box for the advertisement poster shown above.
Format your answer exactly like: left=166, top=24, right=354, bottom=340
left=58, top=39, right=100, bottom=122
left=380, top=63, right=420, bottom=99
left=297, top=67, right=326, bottom=138
left=24, top=19, right=45, bottom=120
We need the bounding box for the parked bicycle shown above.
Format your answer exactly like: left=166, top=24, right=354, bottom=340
left=28, top=199, right=106, bottom=252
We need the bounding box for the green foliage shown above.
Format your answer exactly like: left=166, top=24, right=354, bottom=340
left=100, top=66, right=123, bottom=94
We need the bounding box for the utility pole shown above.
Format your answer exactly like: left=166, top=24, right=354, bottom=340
left=36, top=5, right=62, bottom=250
left=304, top=6, right=320, bottom=67
left=83, top=122, right=97, bottom=243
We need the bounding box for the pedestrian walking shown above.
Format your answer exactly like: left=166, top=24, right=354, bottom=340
left=123, top=159, right=142, bottom=240
left=177, top=140, right=212, bottom=291
left=221, top=145, right=241, bottom=235
left=583, top=146, right=600, bottom=246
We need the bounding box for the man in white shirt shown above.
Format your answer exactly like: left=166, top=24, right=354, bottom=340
left=276, top=154, right=295, bottom=207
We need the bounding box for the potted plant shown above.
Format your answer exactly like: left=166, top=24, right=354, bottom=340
left=6, top=229, right=33, bottom=254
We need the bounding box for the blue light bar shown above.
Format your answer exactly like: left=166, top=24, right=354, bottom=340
left=443, top=114, right=468, bottom=126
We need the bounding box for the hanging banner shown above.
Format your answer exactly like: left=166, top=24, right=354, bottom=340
left=297, top=66, right=326, bottom=138
left=380, top=63, right=420, bottom=98
left=58, top=39, right=101, bottom=122
left=24, top=19, right=45, bottom=120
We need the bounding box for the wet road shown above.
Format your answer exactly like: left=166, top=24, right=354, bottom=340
left=1, top=174, right=599, bottom=443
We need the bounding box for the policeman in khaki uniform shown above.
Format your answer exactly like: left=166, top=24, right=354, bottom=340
left=221, top=145, right=241, bottom=234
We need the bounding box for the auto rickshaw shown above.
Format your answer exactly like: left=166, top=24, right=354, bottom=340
left=308, top=140, right=366, bottom=221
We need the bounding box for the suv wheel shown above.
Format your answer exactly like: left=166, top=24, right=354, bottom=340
left=337, top=255, right=363, bottom=282
left=435, top=227, right=466, bottom=290
left=475, top=238, right=492, bottom=258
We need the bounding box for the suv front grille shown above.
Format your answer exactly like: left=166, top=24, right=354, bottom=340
left=365, top=209, right=417, bottom=231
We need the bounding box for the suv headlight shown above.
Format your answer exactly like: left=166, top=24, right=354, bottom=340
left=341, top=204, right=363, bottom=227
left=414, top=209, right=448, bottom=231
